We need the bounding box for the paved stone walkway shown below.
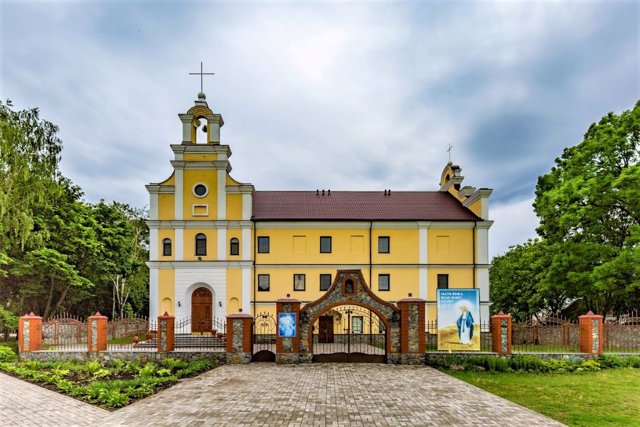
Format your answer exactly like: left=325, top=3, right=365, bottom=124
left=0, top=372, right=108, bottom=426
left=1, top=365, right=564, bottom=426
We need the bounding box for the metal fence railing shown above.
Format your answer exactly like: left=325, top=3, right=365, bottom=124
left=604, top=312, right=640, bottom=353
left=511, top=316, right=579, bottom=353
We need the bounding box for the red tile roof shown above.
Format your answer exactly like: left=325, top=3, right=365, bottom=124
left=252, top=191, right=480, bottom=221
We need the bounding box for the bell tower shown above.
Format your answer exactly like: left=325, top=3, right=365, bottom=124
left=178, top=92, right=224, bottom=144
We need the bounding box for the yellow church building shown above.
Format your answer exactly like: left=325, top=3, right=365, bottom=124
left=146, top=92, right=493, bottom=330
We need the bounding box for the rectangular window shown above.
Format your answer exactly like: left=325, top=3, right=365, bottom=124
left=352, top=316, right=363, bottom=334
left=319, top=274, right=332, bottom=291
left=257, top=236, right=270, bottom=253
left=293, top=274, right=306, bottom=291
left=320, top=236, right=332, bottom=253
left=257, top=274, right=270, bottom=292
left=437, top=274, right=449, bottom=289
left=378, top=274, right=390, bottom=291
left=378, top=236, right=390, bottom=253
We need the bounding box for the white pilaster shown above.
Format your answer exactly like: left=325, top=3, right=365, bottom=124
left=242, top=193, right=252, bottom=220
left=149, top=228, right=158, bottom=261
left=217, top=228, right=226, bottom=261
left=149, top=268, right=159, bottom=319
left=477, top=266, right=490, bottom=303
left=175, top=169, right=183, bottom=220
left=242, top=227, right=251, bottom=259
left=476, top=227, right=489, bottom=264
left=418, top=226, right=428, bottom=299
left=217, top=169, right=226, bottom=220
left=175, top=228, right=184, bottom=261
left=149, top=193, right=158, bottom=220
left=242, top=267, right=251, bottom=313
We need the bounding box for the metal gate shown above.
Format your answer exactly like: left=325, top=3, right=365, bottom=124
left=312, top=305, right=387, bottom=363
left=253, top=312, right=277, bottom=362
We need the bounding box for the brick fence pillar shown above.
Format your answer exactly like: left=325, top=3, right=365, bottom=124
left=276, top=294, right=301, bottom=364
left=157, top=312, right=175, bottom=353
left=397, top=294, right=426, bottom=364
left=226, top=311, right=253, bottom=364
left=18, top=312, right=42, bottom=353
left=579, top=311, right=603, bottom=355
left=88, top=312, right=108, bottom=352
left=491, top=311, right=512, bottom=355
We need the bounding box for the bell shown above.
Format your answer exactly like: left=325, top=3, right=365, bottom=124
left=202, top=124, right=207, bottom=133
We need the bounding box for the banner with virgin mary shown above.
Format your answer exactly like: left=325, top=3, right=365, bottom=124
left=437, top=289, right=480, bottom=351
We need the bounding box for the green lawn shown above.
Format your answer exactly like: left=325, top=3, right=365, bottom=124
left=449, top=369, right=640, bottom=426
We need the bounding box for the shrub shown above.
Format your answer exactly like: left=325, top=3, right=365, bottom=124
left=597, top=354, right=626, bottom=369
left=0, top=346, right=17, bottom=362
left=579, top=359, right=601, bottom=372
left=510, top=355, right=548, bottom=372
left=626, top=356, right=640, bottom=368
left=544, top=358, right=575, bottom=372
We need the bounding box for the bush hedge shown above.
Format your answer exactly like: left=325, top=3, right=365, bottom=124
left=435, top=354, right=640, bottom=373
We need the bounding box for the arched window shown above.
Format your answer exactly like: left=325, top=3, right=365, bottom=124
left=195, top=233, right=207, bottom=256
left=230, top=238, right=239, bottom=256
left=162, top=238, right=172, bottom=256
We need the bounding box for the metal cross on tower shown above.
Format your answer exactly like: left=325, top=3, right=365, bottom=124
left=447, top=144, right=453, bottom=162
left=189, top=62, right=215, bottom=94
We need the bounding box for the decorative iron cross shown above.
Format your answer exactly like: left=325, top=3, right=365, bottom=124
left=447, top=144, right=453, bottom=162
left=189, top=62, right=215, bottom=93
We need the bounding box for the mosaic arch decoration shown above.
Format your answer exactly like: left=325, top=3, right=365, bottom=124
left=299, top=270, right=401, bottom=355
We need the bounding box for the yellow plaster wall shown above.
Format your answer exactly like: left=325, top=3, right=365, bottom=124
left=158, top=194, right=175, bottom=220
left=158, top=269, right=175, bottom=316
left=183, top=229, right=217, bottom=260
left=183, top=170, right=217, bottom=220
left=427, top=228, right=473, bottom=264
left=226, top=194, right=243, bottom=220
left=467, top=199, right=482, bottom=218
left=254, top=228, right=371, bottom=265
left=159, top=173, right=175, bottom=186
left=158, top=229, right=176, bottom=260
left=370, top=268, right=418, bottom=300
left=183, top=153, right=218, bottom=161
left=371, top=229, right=419, bottom=264
left=226, top=268, right=243, bottom=308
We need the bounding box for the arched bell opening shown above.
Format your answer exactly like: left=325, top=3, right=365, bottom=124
left=192, top=116, right=209, bottom=144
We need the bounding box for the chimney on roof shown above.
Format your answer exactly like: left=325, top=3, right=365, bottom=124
left=322, top=189, right=325, bottom=196
left=328, top=189, right=331, bottom=196
left=384, top=190, right=387, bottom=196
left=316, top=189, right=319, bottom=196
left=388, top=189, right=391, bottom=196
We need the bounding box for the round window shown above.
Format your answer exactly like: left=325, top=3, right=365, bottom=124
left=193, top=184, right=207, bottom=197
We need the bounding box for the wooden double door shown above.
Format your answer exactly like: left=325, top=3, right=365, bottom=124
left=192, top=287, right=212, bottom=334
left=318, top=316, right=334, bottom=343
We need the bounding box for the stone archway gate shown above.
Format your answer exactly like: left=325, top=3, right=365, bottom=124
left=274, top=269, right=427, bottom=364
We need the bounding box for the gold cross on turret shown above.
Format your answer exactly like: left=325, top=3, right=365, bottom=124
left=189, top=61, right=215, bottom=94
left=447, top=144, right=453, bottom=163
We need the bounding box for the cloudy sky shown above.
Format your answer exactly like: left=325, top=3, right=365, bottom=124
left=2, top=0, right=638, bottom=258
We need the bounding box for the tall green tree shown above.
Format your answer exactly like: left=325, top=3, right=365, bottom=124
left=532, top=100, right=640, bottom=316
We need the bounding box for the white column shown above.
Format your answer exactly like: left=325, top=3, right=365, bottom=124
left=217, top=169, right=226, bottom=220
left=242, top=227, right=251, bottom=259
left=175, top=169, right=183, bottom=220
left=418, top=227, right=428, bottom=300
left=175, top=228, right=184, bottom=261
left=242, top=267, right=251, bottom=313
left=217, top=228, right=226, bottom=260
left=149, top=228, right=159, bottom=261
left=477, top=267, right=490, bottom=303
left=149, top=268, right=159, bottom=319
left=242, top=193, right=252, bottom=220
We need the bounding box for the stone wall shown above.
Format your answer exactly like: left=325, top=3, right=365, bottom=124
left=19, top=350, right=227, bottom=364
